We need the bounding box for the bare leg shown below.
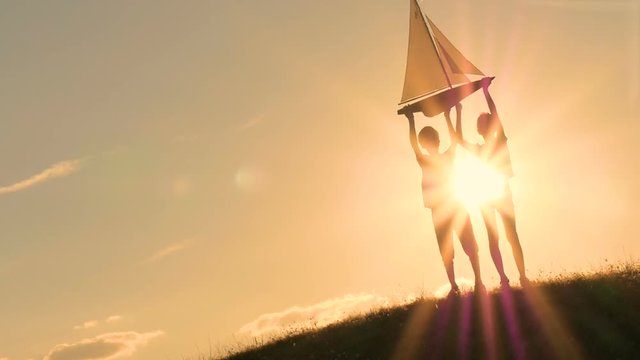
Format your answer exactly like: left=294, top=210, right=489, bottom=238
left=468, top=251, right=483, bottom=289
left=457, top=212, right=483, bottom=288
left=502, top=212, right=526, bottom=279
left=443, top=256, right=458, bottom=290
left=481, top=205, right=509, bottom=284
left=433, top=210, right=459, bottom=291
left=499, top=189, right=527, bottom=281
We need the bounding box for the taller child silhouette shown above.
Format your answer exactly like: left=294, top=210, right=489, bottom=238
left=406, top=105, right=484, bottom=293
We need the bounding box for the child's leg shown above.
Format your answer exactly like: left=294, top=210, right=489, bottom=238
left=432, top=210, right=457, bottom=289
left=456, top=211, right=483, bottom=286
left=481, top=205, right=508, bottom=283
left=498, top=189, right=526, bottom=280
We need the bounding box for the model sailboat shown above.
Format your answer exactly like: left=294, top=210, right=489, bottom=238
left=398, top=0, right=493, bottom=117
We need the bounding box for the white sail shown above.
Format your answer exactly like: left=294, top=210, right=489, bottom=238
left=428, top=18, right=484, bottom=78
left=400, top=0, right=450, bottom=104
left=400, top=0, right=484, bottom=105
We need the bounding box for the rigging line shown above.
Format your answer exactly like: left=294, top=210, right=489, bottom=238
left=415, top=0, right=452, bottom=89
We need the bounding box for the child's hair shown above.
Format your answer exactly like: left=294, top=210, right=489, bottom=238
left=477, top=112, right=497, bottom=136
left=418, top=126, right=439, bottom=147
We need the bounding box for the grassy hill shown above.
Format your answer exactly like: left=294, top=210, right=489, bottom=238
left=221, top=264, right=640, bottom=360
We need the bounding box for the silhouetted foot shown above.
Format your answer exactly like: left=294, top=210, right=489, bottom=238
left=520, top=277, right=531, bottom=287
left=500, top=277, right=510, bottom=287
left=448, top=285, right=461, bottom=297
left=474, top=282, right=486, bottom=293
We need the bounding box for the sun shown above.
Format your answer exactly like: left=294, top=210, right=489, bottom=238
left=452, top=149, right=506, bottom=208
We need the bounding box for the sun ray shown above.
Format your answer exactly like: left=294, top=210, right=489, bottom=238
left=521, top=286, right=585, bottom=359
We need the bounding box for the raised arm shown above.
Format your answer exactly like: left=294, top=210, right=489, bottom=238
left=406, top=112, right=423, bottom=159
left=483, top=85, right=498, bottom=119
left=482, top=79, right=508, bottom=141
left=443, top=106, right=457, bottom=155
left=449, top=103, right=477, bottom=152
left=455, top=103, right=463, bottom=138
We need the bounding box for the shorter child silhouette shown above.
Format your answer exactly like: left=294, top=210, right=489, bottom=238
left=454, top=78, right=528, bottom=286
left=406, top=105, right=484, bottom=293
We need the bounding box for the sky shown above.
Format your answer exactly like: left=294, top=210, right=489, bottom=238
left=0, top=0, right=639, bottom=359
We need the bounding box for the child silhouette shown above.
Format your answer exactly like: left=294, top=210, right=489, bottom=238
left=406, top=105, right=484, bottom=293
left=454, top=78, right=528, bottom=286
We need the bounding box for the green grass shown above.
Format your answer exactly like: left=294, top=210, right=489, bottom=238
left=217, top=263, right=640, bottom=360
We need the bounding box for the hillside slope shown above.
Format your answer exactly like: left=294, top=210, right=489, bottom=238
left=223, top=264, right=640, bottom=360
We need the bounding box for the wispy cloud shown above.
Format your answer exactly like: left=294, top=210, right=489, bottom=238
left=73, top=320, right=99, bottom=331
left=44, top=331, right=164, bottom=360
left=237, top=293, right=396, bottom=338
left=237, top=114, right=266, bottom=131
left=0, top=159, right=82, bottom=196
left=143, top=239, right=192, bottom=264
left=105, top=315, right=122, bottom=323
left=73, top=315, right=123, bottom=331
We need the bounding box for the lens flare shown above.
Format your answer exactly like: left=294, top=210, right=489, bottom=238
left=452, top=150, right=505, bottom=208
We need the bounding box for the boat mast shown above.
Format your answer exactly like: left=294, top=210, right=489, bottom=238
left=415, top=0, right=453, bottom=89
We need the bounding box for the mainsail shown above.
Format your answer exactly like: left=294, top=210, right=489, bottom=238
left=399, top=0, right=492, bottom=117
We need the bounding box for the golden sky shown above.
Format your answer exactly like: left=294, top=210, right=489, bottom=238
left=0, top=0, right=638, bottom=359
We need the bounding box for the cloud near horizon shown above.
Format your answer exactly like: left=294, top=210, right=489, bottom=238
left=237, top=293, right=399, bottom=338
left=44, top=331, right=164, bottom=360
left=0, top=159, right=82, bottom=196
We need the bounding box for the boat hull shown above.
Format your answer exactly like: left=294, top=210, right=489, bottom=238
left=397, top=77, right=493, bottom=117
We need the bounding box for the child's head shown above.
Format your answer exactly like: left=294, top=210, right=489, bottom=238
left=418, top=126, right=440, bottom=154
left=476, top=112, right=493, bottom=138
